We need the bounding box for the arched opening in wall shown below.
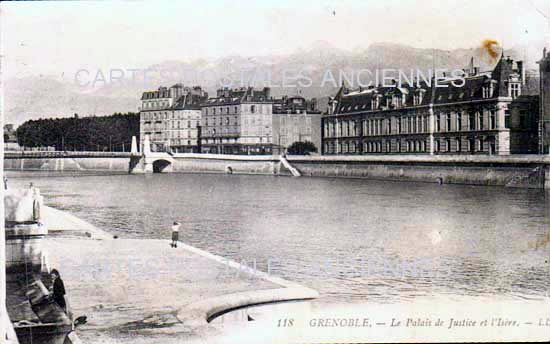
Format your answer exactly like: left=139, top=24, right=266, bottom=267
left=153, top=159, right=172, bottom=173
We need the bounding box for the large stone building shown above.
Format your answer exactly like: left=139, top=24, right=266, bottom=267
left=272, top=96, right=322, bottom=154
left=139, top=84, right=207, bottom=152
left=200, top=87, right=274, bottom=154
left=322, top=54, right=539, bottom=155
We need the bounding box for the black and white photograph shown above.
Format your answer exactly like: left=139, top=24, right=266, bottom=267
left=1, top=0, right=550, bottom=343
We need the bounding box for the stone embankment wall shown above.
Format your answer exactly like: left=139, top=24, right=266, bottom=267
left=287, top=155, right=549, bottom=188
left=6, top=153, right=550, bottom=188
left=4, top=157, right=130, bottom=172
left=169, top=153, right=279, bottom=175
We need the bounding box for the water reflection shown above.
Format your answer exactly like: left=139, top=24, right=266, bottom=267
left=7, top=171, right=550, bottom=303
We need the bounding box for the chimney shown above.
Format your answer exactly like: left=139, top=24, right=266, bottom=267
left=310, top=98, right=318, bottom=111
left=469, top=57, right=474, bottom=75
left=517, top=60, right=525, bottom=85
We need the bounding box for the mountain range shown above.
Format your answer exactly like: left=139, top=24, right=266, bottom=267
left=4, top=41, right=538, bottom=127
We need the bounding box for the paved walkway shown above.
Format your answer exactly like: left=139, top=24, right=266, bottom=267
left=40, top=207, right=318, bottom=343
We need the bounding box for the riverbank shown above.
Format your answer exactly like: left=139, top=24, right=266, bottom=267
left=9, top=153, right=550, bottom=189
left=151, top=153, right=550, bottom=188
left=40, top=206, right=318, bottom=343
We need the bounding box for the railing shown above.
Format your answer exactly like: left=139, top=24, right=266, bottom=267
left=4, top=151, right=132, bottom=158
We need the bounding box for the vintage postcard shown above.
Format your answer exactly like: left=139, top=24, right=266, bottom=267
left=1, top=0, right=550, bottom=343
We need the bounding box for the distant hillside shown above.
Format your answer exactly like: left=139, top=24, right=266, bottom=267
left=4, top=41, right=536, bottom=126
left=4, top=77, right=139, bottom=126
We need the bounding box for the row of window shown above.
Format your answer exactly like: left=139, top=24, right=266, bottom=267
left=324, top=116, right=430, bottom=138
left=340, top=93, right=425, bottom=113
left=142, top=100, right=171, bottom=110
left=142, top=120, right=197, bottom=130
left=325, top=109, right=505, bottom=138
left=141, top=111, right=199, bottom=121
left=171, top=139, right=194, bottom=146
left=325, top=137, right=495, bottom=154
left=204, top=104, right=271, bottom=115
left=202, top=115, right=272, bottom=126
left=170, top=131, right=194, bottom=139
left=203, top=137, right=273, bottom=144
left=434, top=110, right=499, bottom=132
left=205, top=117, right=239, bottom=126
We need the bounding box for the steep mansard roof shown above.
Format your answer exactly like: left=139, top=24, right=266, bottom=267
left=333, top=55, right=514, bottom=114
left=170, top=93, right=206, bottom=110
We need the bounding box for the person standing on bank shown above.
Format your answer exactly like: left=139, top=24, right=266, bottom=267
left=50, top=269, right=67, bottom=313
left=171, top=221, right=181, bottom=248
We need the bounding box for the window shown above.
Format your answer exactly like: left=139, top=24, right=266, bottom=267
left=435, top=141, right=440, bottom=152
left=456, top=138, right=462, bottom=152
left=446, top=113, right=451, bottom=132
left=424, top=116, right=429, bottom=133
left=397, top=118, right=402, bottom=133
left=489, top=110, right=496, bottom=129
left=413, top=93, right=423, bottom=106
left=251, top=105, right=255, bottom=113
left=505, top=110, right=511, bottom=129
left=469, top=112, right=475, bottom=130
left=479, top=138, right=484, bottom=152
left=509, top=83, right=521, bottom=99
left=478, top=111, right=484, bottom=130
left=370, top=120, right=374, bottom=136
left=436, top=114, right=441, bottom=132
left=456, top=113, right=462, bottom=131
left=371, top=97, right=379, bottom=109
left=482, top=85, right=493, bottom=98
left=446, top=138, right=451, bottom=152
left=388, top=119, right=392, bottom=134
left=393, top=95, right=402, bottom=108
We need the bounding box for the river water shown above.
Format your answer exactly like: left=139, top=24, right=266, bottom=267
left=7, top=171, right=550, bottom=304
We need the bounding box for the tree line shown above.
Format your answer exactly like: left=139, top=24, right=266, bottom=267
left=15, top=113, right=140, bottom=152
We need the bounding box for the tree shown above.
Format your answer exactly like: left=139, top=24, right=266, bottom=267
left=15, top=112, right=140, bottom=151
left=287, top=141, right=318, bottom=155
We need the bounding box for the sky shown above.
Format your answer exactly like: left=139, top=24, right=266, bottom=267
left=2, top=0, right=550, bottom=80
